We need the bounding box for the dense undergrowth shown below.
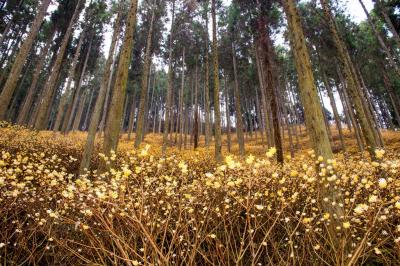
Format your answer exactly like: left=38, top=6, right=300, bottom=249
left=1, top=122, right=400, bottom=265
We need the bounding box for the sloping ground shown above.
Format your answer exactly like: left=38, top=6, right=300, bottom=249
left=1, top=122, right=400, bottom=265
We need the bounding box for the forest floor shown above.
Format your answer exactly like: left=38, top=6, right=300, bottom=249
left=1, top=122, right=400, bottom=265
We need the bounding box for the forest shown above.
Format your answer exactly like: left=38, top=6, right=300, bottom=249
left=1, top=0, right=400, bottom=264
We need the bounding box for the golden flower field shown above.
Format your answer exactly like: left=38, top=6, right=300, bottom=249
left=1, top=122, right=400, bottom=265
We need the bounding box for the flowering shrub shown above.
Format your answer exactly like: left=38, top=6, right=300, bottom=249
left=1, top=123, right=400, bottom=265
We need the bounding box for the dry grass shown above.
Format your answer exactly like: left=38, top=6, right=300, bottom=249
left=1, top=121, right=400, bottom=265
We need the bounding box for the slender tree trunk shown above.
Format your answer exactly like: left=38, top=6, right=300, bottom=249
left=255, top=45, right=272, bottom=147
left=135, top=3, right=155, bottom=148
left=323, top=72, right=345, bottom=151
left=127, top=92, right=136, bottom=140
left=232, top=43, right=245, bottom=156
left=336, top=70, right=364, bottom=152
left=102, top=0, right=139, bottom=160
left=64, top=39, right=92, bottom=133
left=224, top=74, right=231, bottom=152
left=16, top=32, right=53, bottom=125
left=178, top=48, right=185, bottom=150
left=162, top=0, right=175, bottom=154
left=204, top=2, right=211, bottom=146
left=193, top=64, right=199, bottom=149
left=72, top=90, right=87, bottom=131
left=34, top=0, right=82, bottom=130
left=53, top=30, right=85, bottom=131
left=0, top=0, right=51, bottom=120
left=83, top=87, right=94, bottom=130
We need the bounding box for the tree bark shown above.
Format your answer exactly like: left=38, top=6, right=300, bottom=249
left=135, top=3, right=156, bottom=148
left=102, top=0, right=139, bottom=160
left=16, top=32, right=54, bottom=125
left=53, top=30, right=85, bottom=131
left=232, top=43, right=245, bottom=156
left=162, top=0, right=175, bottom=154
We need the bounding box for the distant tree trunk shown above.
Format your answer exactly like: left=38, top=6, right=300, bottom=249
left=53, top=30, right=85, bottom=131
left=193, top=63, right=199, bottom=149
left=178, top=48, right=185, bottom=150
left=162, top=0, right=175, bottom=154
left=321, top=0, right=380, bottom=155
left=204, top=2, right=211, bottom=146
left=336, top=68, right=364, bottom=152
left=64, top=39, right=92, bottom=133
left=72, top=90, right=87, bottom=131
left=127, top=92, right=136, bottom=140
left=0, top=0, right=51, bottom=120
left=255, top=46, right=272, bottom=147
left=135, top=4, right=155, bottom=148
left=232, top=43, right=245, bottom=156
left=255, top=87, right=265, bottom=146
left=16, top=32, right=53, bottom=125
left=102, top=0, right=139, bottom=161
left=82, top=87, right=94, bottom=130
left=323, top=72, right=345, bottom=151
left=34, top=0, right=82, bottom=130
left=224, top=74, right=231, bottom=152
left=120, top=95, right=129, bottom=132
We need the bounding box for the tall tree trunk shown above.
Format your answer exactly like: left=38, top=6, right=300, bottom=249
left=135, top=4, right=155, bottom=148
left=257, top=16, right=283, bottom=163
left=336, top=69, right=364, bottom=152
left=34, top=0, right=82, bottom=130
left=127, top=92, right=136, bottom=140
left=64, top=39, right=92, bottom=133
left=178, top=48, right=185, bottom=150
left=323, top=72, right=345, bottom=151
left=53, top=30, right=85, bottom=131
left=204, top=2, right=211, bottom=146
left=224, top=74, right=231, bottom=152
left=16, top=32, right=53, bottom=125
left=162, top=0, right=175, bottom=154
left=232, top=43, right=245, bottom=156
left=321, top=0, right=380, bottom=155
left=255, top=45, right=272, bottom=147
left=102, top=0, right=139, bottom=160
left=72, top=90, right=87, bottom=131
left=0, top=0, right=51, bottom=120
left=193, top=64, right=199, bottom=149
left=82, top=87, right=94, bottom=130
left=283, top=0, right=343, bottom=232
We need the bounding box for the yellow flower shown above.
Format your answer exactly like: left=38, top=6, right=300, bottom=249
left=255, top=205, right=264, bottom=211
left=378, top=178, right=387, bottom=189
left=343, top=222, right=351, bottom=229
left=209, top=234, right=217, bottom=239
left=246, top=154, right=255, bottom=164
left=375, top=149, right=385, bottom=159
